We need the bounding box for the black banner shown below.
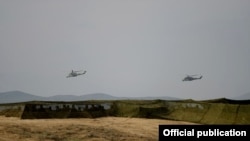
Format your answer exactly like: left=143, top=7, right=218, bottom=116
left=159, top=125, right=250, bottom=140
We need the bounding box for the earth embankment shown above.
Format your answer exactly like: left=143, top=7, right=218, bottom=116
left=0, top=99, right=249, bottom=124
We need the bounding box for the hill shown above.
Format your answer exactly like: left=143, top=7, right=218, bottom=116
left=231, top=92, right=250, bottom=100
left=0, top=91, right=45, bottom=103
left=47, top=93, right=119, bottom=101
left=1, top=99, right=249, bottom=124
left=0, top=91, right=180, bottom=104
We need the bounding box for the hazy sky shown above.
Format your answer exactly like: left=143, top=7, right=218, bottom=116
left=1, top=0, right=250, bottom=100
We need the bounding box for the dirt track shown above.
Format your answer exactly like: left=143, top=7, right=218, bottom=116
left=0, top=116, right=197, bottom=141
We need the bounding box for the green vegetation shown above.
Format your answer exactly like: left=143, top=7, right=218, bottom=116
left=0, top=99, right=249, bottom=124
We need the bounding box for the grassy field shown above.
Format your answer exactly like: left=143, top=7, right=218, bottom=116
left=0, top=99, right=249, bottom=140
left=0, top=116, right=196, bottom=141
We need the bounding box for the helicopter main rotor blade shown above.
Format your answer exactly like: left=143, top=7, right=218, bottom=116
left=187, top=74, right=199, bottom=76
left=73, top=70, right=84, bottom=72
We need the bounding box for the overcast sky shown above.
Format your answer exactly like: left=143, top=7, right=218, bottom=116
left=0, top=0, right=250, bottom=100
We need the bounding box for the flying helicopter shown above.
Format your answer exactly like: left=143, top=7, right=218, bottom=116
left=182, top=74, right=202, bottom=81
left=67, top=70, right=87, bottom=78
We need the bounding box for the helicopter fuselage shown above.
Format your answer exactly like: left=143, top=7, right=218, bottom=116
left=183, top=75, right=202, bottom=81
left=67, top=70, right=86, bottom=78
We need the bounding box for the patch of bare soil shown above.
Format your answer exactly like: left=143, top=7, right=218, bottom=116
left=0, top=116, right=197, bottom=141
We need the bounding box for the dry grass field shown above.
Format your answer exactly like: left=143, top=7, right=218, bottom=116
left=1, top=99, right=247, bottom=140
left=0, top=116, right=196, bottom=141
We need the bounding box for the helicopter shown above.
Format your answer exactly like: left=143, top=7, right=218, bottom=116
left=67, top=70, right=87, bottom=78
left=182, top=74, right=202, bottom=81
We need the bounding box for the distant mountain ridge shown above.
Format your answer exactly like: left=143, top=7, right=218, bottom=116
left=231, top=92, right=250, bottom=100
left=0, top=91, right=180, bottom=104
left=47, top=93, right=119, bottom=101
left=2, top=90, right=248, bottom=104
left=0, top=91, right=46, bottom=104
